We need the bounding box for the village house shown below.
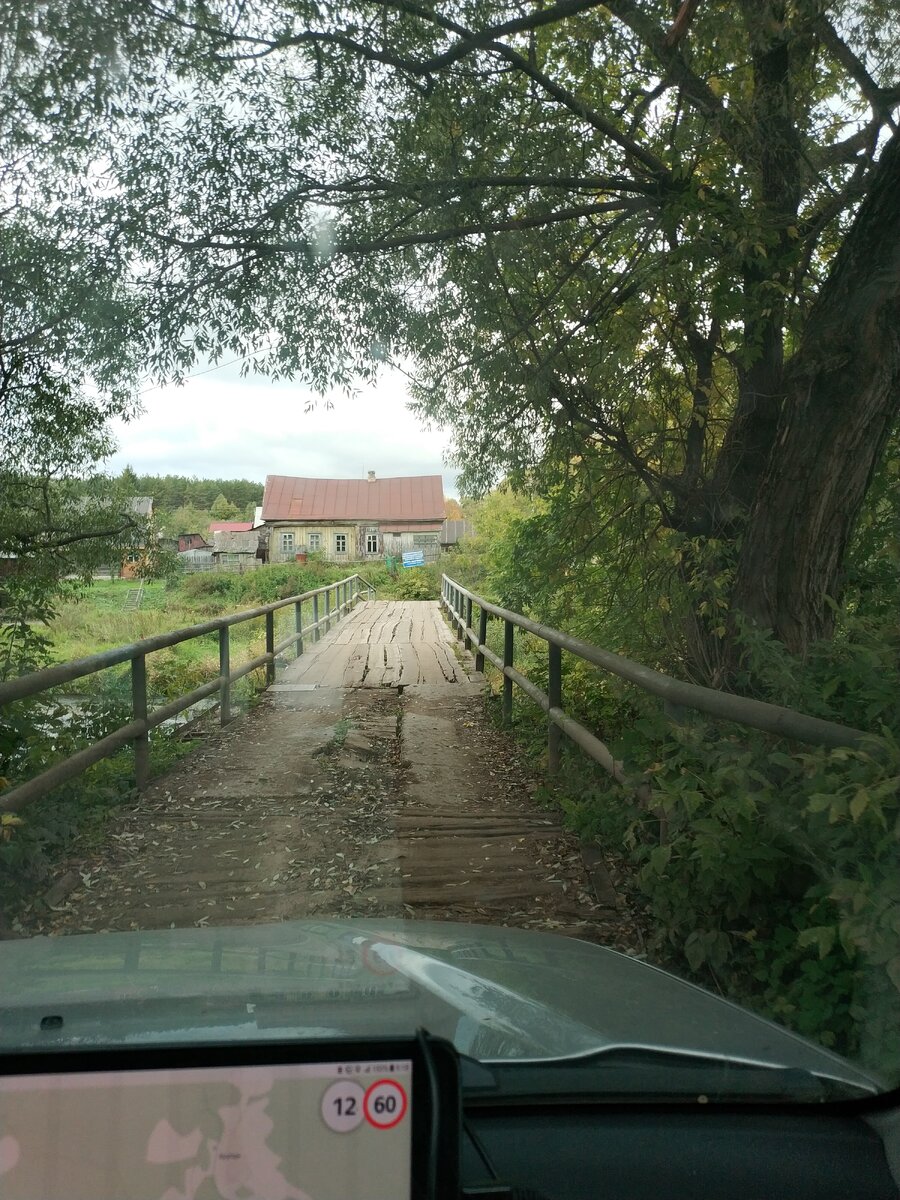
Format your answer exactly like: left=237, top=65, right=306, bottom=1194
left=177, top=532, right=211, bottom=553
left=208, top=520, right=254, bottom=535
left=262, top=472, right=444, bottom=563
left=211, top=528, right=261, bottom=569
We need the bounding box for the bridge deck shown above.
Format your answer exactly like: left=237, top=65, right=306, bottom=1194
left=24, top=600, right=640, bottom=951
left=277, top=600, right=467, bottom=689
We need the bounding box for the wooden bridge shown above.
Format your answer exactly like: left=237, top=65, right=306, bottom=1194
left=0, top=574, right=864, bottom=943
left=0, top=588, right=631, bottom=944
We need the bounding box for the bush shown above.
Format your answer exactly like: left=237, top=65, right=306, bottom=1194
left=387, top=564, right=441, bottom=600
left=470, top=529, right=900, bottom=1072
left=179, top=572, right=241, bottom=601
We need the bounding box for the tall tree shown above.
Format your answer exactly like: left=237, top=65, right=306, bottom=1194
left=105, top=0, right=900, bottom=667
left=0, top=4, right=169, bottom=671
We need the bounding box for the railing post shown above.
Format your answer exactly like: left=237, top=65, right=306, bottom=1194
left=324, top=586, right=331, bottom=631
left=131, top=653, right=149, bottom=790
left=476, top=606, right=487, bottom=674
left=465, top=596, right=473, bottom=651
left=294, top=600, right=303, bottom=656
left=219, top=626, right=231, bottom=725
left=313, top=593, right=320, bottom=641
left=455, top=588, right=463, bottom=640
left=503, top=620, right=514, bottom=727
left=548, top=642, right=562, bottom=777
left=265, top=610, right=275, bottom=684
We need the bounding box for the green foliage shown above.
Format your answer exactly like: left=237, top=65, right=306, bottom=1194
left=447, top=488, right=542, bottom=605
left=0, top=693, right=196, bottom=921
left=179, top=572, right=242, bottom=602
left=389, top=565, right=441, bottom=601
left=621, top=714, right=900, bottom=1071
left=462, top=469, right=900, bottom=1075
left=209, top=492, right=242, bottom=521
left=143, top=474, right=262, bottom=515
left=82, top=0, right=897, bottom=656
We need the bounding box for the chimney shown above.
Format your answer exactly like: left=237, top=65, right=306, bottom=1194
left=367, top=470, right=376, bottom=482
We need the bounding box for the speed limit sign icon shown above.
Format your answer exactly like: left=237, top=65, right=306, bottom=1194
left=363, top=1078, right=408, bottom=1130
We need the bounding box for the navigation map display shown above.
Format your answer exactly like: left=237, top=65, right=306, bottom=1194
left=0, top=1057, right=413, bottom=1200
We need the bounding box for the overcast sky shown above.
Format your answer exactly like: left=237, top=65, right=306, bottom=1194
left=106, top=359, right=460, bottom=497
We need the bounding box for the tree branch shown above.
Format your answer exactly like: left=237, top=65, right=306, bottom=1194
left=144, top=0, right=672, bottom=180
left=603, top=0, right=751, bottom=160
left=162, top=198, right=652, bottom=258
left=815, top=16, right=900, bottom=117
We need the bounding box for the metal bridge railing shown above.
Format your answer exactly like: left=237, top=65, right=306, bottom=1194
left=441, top=574, right=867, bottom=800
left=0, top=574, right=377, bottom=813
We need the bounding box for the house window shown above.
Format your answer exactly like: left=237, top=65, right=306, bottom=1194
left=308, top=533, right=321, bottom=550
left=366, top=531, right=379, bottom=554
left=335, top=533, right=347, bottom=554
left=413, top=534, right=435, bottom=547
left=280, top=532, right=295, bottom=554
left=126, top=552, right=141, bottom=563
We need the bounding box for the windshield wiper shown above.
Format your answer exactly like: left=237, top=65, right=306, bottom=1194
left=458, top=1047, right=873, bottom=1104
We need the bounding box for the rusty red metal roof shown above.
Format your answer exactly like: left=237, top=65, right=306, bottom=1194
left=262, top=475, right=444, bottom=522
left=208, top=521, right=254, bottom=533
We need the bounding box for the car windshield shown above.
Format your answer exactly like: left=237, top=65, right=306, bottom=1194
left=1, top=1, right=898, bottom=1106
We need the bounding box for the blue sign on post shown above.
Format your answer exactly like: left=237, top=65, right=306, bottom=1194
left=402, top=550, right=425, bottom=569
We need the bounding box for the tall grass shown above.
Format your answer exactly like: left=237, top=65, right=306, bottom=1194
left=45, top=561, right=443, bottom=703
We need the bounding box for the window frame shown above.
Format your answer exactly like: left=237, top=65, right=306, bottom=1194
left=334, top=533, right=347, bottom=554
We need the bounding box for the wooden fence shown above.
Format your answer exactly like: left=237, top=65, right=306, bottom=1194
left=441, top=575, right=868, bottom=797
left=0, top=574, right=375, bottom=813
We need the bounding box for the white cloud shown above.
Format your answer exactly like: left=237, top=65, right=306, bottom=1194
left=106, top=365, right=459, bottom=496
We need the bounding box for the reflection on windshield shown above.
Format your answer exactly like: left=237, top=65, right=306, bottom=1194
left=2, top=1, right=899, bottom=1100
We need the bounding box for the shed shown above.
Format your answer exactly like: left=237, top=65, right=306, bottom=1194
left=440, top=519, right=475, bottom=549
left=212, top=530, right=260, bottom=566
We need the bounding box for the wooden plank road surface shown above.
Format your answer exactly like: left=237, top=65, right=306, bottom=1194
left=20, top=601, right=641, bottom=951
left=276, top=599, right=467, bottom=688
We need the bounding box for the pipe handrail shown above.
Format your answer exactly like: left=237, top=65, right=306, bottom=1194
left=0, top=573, right=376, bottom=812
left=441, top=574, right=868, bottom=753
left=0, top=574, right=371, bottom=706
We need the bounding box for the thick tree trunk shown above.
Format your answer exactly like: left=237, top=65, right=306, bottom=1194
left=731, top=133, right=900, bottom=654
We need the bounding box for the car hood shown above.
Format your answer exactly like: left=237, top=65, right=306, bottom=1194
left=0, top=918, right=880, bottom=1091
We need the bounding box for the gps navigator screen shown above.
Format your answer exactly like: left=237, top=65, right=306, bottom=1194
left=0, top=1057, right=413, bottom=1200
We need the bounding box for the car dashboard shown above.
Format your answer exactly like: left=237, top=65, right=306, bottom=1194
left=0, top=1033, right=897, bottom=1200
